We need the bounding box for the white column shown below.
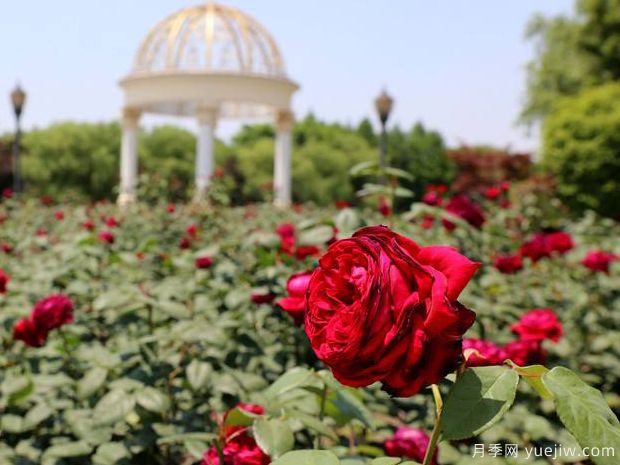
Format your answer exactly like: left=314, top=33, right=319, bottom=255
left=195, top=107, right=218, bottom=199
left=117, top=108, right=141, bottom=205
left=274, top=109, right=294, bottom=206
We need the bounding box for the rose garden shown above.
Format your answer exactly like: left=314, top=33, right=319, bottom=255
left=2, top=1, right=620, bottom=464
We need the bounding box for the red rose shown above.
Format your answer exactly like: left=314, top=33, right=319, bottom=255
left=1, top=243, right=13, bottom=254
left=484, top=186, right=501, bottom=200
left=3, top=188, right=13, bottom=199
left=499, top=198, right=511, bottom=209
left=81, top=219, right=95, bottom=231
left=462, top=338, right=504, bottom=367
left=251, top=292, right=276, bottom=304
left=502, top=340, right=546, bottom=366
left=54, top=211, right=64, bottom=221
left=519, top=233, right=548, bottom=262
left=545, top=231, right=573, bottom=254
left=499, top=180, right=510, bottom=192
left=304, top=226, right=479, bottom=396
left=493, top=254, right=523, bottom=274
left=421, top=215, right=435, bottom=230
left=335, top=200, right=351, bottom=209
left=277, top=271, right=312, bottom=325
left=195, top=256, right=214, bottom=269
left=385, top=426, right=436, bottom=465
left=98, top=231, right=115, bottom=244
left=442, top=195, right=485, bottom=230
left=203, top=404, right=270, bottom=465
left=31, top=294, right=74, bottom=332
left=422, top=191, right=442, bottom=206
left=105, top=217, right=119, bottom=228
left=166, top=203, right=176, bottom=214
left=36, top=228, right=47, bottom=237
left=275, top=223, right=295, bottom=241
left=186, top=224, right=198, bottom=238
left=582, top=250, right=617, bottom=273
left=179, top=237, right=191, bottom=249
left=295, top=245, right=320, bottom=261
left=41, top=195, right=54, bottom=206
left=378, top=196, right=391, bottom=217
left=202, top=434, right=270, bottom=465
left=0, top=269, right=10, bottom=293
left=13, top=318, right=47, bottom=347
left=511, top=308, right=562, bottom=343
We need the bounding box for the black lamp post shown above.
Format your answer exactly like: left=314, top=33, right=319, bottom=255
left=10, top=84, right=26, bottom=193
left=374, top=89, right=393, bottom=185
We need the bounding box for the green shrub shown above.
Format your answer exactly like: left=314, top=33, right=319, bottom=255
left=542, top=82, right=620, bottom=217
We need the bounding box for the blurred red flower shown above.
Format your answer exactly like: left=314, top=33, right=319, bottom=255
left=582, top=250, right=618, bottom=273
left=385, top=426, right=436, bottom=465
left=195, top=256, right=214, bottom=269
left=98, top=231, right=115, bottom=244
left=493, top=254, right=523, bottom=274
left=511, top=308, right=563, bottom=343
left=277, top=271, right=312, bottom=325
left=0, top=269, right=10, bottom=293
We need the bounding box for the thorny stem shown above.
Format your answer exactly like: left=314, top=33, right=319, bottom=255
left=423, top=384, right=443, bottom=465
left=314, top=381, right=329, bottom=449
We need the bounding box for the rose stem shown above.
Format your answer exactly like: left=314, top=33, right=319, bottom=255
left=422, top=384, right=443, bottom=465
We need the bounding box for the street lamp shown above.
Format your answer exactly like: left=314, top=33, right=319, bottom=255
left=10, top=84, right=27, bottom=193
left=374, top=89, right=393, bottom=185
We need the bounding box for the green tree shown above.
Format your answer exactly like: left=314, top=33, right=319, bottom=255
left=21, top=122, right=120, bottom=199
left=521, top=0, right=620, bottom=124
left=542, top=82, right=620, bottom=217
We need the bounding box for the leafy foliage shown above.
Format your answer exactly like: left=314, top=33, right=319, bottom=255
left=542, top=82, right=620, bottom=217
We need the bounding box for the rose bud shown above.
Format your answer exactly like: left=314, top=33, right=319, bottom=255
left=250, top=292, right=276, bottom=304
left=519, top=233, right=549, bottom=262
left=422, top=191, right=443, bottom=206
left=385, top=426, right=437, bottom=465
left=277, top=271, right=312, bottom=325
left=493, top=254, right=523, bottom=274
left=166, top=203, right=176, bottom=214
left=582, top=250, right=618, bottom=273
left=54, top=211, right=64, bottom=221
left=98, top=231, right=115, bottom=244
left=195, top=256, right=213, bottom=269
left=105, top=217, right=119, bottom=228
left=295, top=245, right=320, bottom=261
left=1, top=243, right=13, bottom=254
left=13, top=318, right=47, bottom=348
left=31, top=294, right=74, bottom=332
left=378, top=196, right=391, bottom=217
left=335, top=200, right=351, bottom=209
left=511, top=308, right=563, bottom=343
left=463, top=338, right=504, bottom=367
left=186, top=223, right=198, bottom=237
left=305, top=225, right=479, bottom=397
left=179, top=237, right=191, bottom=249
left=484, top=186, right=501, bottom=200
left=81, top=219, right=95, bottom=231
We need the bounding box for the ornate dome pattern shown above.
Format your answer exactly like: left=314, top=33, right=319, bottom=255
left=132, top=2, right=286, bottom=77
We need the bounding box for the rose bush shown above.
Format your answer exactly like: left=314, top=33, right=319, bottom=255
left=0, top=191, right=617, bottom=464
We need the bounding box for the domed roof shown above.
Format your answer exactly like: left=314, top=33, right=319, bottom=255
left=131, top=2, right=286, bottom=77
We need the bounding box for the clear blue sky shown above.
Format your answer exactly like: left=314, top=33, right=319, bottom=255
left=1, top=0, right=573, bottom=151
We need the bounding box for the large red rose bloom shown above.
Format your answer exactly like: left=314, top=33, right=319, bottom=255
left=304, top=225, right=479, bottom=396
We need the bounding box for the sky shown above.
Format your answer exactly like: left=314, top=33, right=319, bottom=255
left=1, top=0, right=574, bottom=152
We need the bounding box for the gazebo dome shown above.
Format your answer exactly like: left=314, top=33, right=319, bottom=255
left=131, top=2, right=286, bottom=78
left=118, top=2, right=298, bottom=206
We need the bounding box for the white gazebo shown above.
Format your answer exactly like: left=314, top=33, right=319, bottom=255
left=118, top=2, right=299, bottom=205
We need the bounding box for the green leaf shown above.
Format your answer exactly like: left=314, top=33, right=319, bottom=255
left=24, top=402, right=54, bottom=429
left=2, top=376, right=33, bottom=405
left=93, top=390, right=136, bottom=425
left=270, top=450, right=340, bottom=465
left=184, top=439, right=209, bottom=459
left=223, top=406, right=257, bottom=428
left=264, top=367, right=313, bottom=399
left=1, top=414, right=24, bottom=433
left=370, top=458, right=402, bottom=465
left=442, top=366, right=519, bottom=440
left=287, top=410, right=338, bottom=441
left=298, top=225, right=334, bottom=246
left=77, top=367, right=108, bottom=399
left=186, top=360, right=211, bottom=391
left=542, top=367, right=620, bottom=465
left=506, top=362, right=553, bottom=400
left=253, top=418, right=295, bottom=459
left=136, top=387, right=170, bottom=414
left=43, top=441, right=92, bottom=459
left=92, top=442, right=130, bottom=465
